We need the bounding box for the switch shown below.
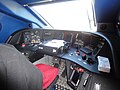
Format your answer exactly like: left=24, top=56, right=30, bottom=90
left=70, top=53, right=73, bottom=56
left=76, top=51, right=80, bottom=55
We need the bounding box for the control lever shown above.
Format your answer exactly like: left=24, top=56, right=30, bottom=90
left=76, top=46, right=79, bottom=52
left=83, top=79, right=88, bottom=87
left=63, top=42, right=70, bottom=53
left=76, top=46, right=80, bottom=55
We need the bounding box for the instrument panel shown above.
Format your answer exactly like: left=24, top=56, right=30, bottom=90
left=9, top=29, right=114, bottom=76
left=19, top=29, right=106, bottom=58
left=22, top=30, right=75, bottom=45
left=24, top=30, right=41, bottom=45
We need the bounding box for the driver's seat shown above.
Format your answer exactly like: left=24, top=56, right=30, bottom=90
left=0, top=44, right=58, bottom=90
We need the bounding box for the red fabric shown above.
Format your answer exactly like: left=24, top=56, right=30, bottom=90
left=35, top=64, right=58, bottom=89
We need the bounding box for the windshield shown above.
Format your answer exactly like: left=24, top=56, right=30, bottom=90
left=31, top=0, right=96, bottom=32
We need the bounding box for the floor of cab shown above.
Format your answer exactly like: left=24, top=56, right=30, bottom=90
left=33, top=55, right=73, bottom=90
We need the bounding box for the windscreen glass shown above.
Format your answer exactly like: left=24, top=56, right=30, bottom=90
left=31, top=0, right=96, bottom=32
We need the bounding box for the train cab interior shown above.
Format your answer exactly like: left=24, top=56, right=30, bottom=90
left=0, top=0, right=120, bottom=90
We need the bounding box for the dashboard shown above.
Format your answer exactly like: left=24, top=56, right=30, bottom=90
left=8, top=28, right=120, bottom=79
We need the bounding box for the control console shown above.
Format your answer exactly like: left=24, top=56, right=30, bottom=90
left=62, top=48, right=99, bottom=74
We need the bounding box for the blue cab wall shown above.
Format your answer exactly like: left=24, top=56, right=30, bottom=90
left=0, top=0, right=48, bottom=43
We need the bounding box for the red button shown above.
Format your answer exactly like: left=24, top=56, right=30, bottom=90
left=79, top=68, right=84, bottom=72
left=22, top=43, right=25, bottom=47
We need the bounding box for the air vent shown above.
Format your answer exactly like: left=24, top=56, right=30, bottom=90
left=97, top=23, right=115, bottom=32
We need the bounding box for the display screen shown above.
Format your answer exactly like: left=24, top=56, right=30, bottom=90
left=64, top=33, right=73, bottom=42
left=43, top=31, right=54, bottom=41
left=54, top=31, right=64, bottom=40
left=82, top=33, right=91, bottom=46
left=74, top=33, right=84, bottom=48
left=89, top=35, right=100, bottom=49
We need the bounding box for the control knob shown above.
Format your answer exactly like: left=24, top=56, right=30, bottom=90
left=87, top=58, right=94, bottom=64
left=82, top=54, right=86, bottom=60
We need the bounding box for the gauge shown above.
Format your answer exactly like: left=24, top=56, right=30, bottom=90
left=24, top=31, right=41, bottom=45
left=24, top=31, right=32, bottom=44
left=35, top=31, right=39, bottom=35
